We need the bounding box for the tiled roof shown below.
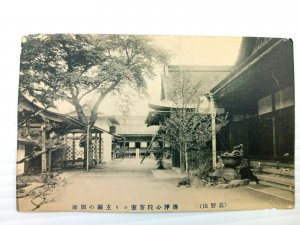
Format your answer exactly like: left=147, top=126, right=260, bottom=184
left=161, top=65, right=233, bottom=100
left=115, top=116, right=158, bottom=135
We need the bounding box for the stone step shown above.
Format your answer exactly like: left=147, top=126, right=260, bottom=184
left=250, top=161, right=294, bottom=169
left=258, top=180, right=294, bottom=192
left=261, top=167, right=294, bottom=177
left=256, top=174, right=294, bottom=191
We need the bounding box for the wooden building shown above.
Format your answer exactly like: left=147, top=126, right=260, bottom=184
left=67, top=109, right=120, bottom=163
left=146, top=65, right=233, bottom=168
left=17, top=94, right=116, bottom=174
left=210, top=38, right=294, bottom=191
left=211, top=38, right=294, bottom=162
left=146, top=38, right=294, bottom=189
left=113, top=116, right=159, bottom=158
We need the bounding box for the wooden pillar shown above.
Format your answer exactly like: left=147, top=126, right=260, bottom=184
left=48, top=147, right=52, bottom=173
left=48, top=133, right=56, bottom=173
left=272, top=94, right=277, bottom=158
left=98, top=132, right=102, bottom=163
left=229, top=122, right=233, bottom=150
left=210, top=94, right=217, bottom=169
left=227, top=112, right=234, bottom=150
left=272, top=116, right=276, bottom=158
left=95, top=132, right=99, bottom=166
left=63, top=135, right=68, bottom=167
left=86, top=125, right=90, bottom=171
left=123, top=139, right=125, bottom=158
left=243, top=114, right=249, bottom=156
left=72, top=133, right=75, bottom=161
left=41, top=125, right=47, bottom=173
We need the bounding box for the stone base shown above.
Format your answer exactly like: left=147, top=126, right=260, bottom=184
left=212, top=168, right=224, bottom=177
left=222, top=168, right=241, bottom=181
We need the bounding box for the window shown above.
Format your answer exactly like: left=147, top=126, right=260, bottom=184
left=129, top=142, right=135, bottom=148
left=152, top=141, right=159, bottom=147
left=164, top=141, right=170, bottom=148
left=109, top=126, right=116, bottom=133
left=141, top=142, right=147, bottom=148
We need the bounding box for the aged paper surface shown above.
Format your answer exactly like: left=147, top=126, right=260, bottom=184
left=16, top=35, right=294, bottom=212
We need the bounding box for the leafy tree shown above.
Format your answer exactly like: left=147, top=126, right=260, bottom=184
left=20, top=34, right=168, bottom=167
left=20, top=34, right=168, bottom=126
left=160, top=70, right=228, bottom=175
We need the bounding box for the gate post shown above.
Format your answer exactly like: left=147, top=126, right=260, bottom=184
left=41, top=124, right=47, bottom=173
left=86, top=125, right=90, bottom=171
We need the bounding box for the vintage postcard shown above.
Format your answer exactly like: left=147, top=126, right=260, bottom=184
left=16, top=35, right=295, bottom=212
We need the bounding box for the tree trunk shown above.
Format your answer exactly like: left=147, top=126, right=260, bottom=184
left=83, top=144, right=87, bottom=168
left=73, top=83, right=120, bottom=170
left=184, top=142, right=189, bottom=177
left=83, top=125, right=92, bottom=169
left=89, top=82, right=120, bottom=127
left=180, top=141, right=186, bottom=173
left=72, top=94, right=88, bottom=124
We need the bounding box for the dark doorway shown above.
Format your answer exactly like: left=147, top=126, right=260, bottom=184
left=135, top=142, right=141, bottom=148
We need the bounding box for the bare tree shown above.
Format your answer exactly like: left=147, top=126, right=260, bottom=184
left=160, top=69, right=228, bottom=176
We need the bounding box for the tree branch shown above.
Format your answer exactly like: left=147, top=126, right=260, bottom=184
left=78, top=86, right=99, bottom=102
left=74, top=85, right=80, bottom=97
left=69, top=87, right=88, bottom=124
left=18, top=106, right=51, bottom=126
left=89, top=79, right=121, bottom=125
left=17, top=144, right=67, bottom=164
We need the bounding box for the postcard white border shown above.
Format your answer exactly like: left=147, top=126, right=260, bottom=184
left=0, top=0, right=299, bottom=224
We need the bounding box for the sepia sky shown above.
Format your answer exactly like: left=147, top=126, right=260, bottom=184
left=152, top=36, right=242, bottom=65
left=56, top=36, right=242, bottom=117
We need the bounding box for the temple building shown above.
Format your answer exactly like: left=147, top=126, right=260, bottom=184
left=113, top=116, right=159, bottom=158
left=211, top=37, right=294, bottom=162
left=146, top=65, right=233, bottom=168
left=17, top=94, right=118, bottom=174
left=146, top=37, right=294, bottom=191
left=210, top=37, right=294, bottom=190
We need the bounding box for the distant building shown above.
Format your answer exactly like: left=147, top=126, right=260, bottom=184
left=93, top=116, right=120, bottom=162
left=113, top=116, right=159, bottom=158
left=67, top=108, right=120, bottom=163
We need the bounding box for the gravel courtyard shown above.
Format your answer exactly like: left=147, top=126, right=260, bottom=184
left=22, top=158, right=294, bottom=212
